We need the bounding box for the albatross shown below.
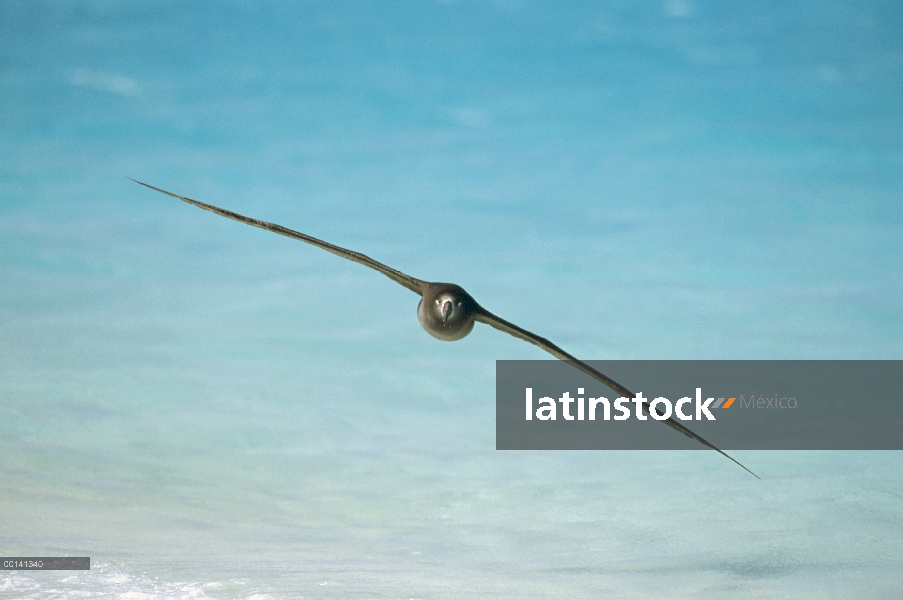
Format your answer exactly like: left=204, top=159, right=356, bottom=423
left=132, top=179, right=759, bottom=479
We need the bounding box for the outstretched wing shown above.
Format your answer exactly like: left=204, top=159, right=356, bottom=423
left=131, top=180, right=426, bottom=295
left=133, top=178, right=757, bottom=478
left=474, top=308, right=760, bottom=479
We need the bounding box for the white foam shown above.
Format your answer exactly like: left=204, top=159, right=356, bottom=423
left=0, top=563, right=233, bottom=600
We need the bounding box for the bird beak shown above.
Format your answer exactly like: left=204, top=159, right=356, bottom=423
left=441, top=300, right=453, bottom=324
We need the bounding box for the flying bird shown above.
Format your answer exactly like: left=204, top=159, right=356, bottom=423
left=132, top=179, right=759, bottom=479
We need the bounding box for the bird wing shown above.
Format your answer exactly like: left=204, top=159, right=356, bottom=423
left=133, top=179, right=757, bottom=478
left=474, top=308, right=760, bottom=479
left=131, top=180, right=426, bottom=295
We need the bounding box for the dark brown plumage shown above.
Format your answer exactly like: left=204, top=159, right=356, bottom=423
left=132, top=179, right=759, bottom=479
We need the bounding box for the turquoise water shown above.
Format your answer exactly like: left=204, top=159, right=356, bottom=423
left=2, top=1, right=902, bottom=598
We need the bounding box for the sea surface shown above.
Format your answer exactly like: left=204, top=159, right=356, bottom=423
left=2, top=1, right=902, bottom=598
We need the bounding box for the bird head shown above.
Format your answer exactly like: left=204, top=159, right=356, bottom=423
left=416, top=283, right=478, bottom=341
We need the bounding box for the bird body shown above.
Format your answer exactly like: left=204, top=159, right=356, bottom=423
left=417, top=282, right=479, bottom=341
left=132, top=179, right=759, bottom=479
